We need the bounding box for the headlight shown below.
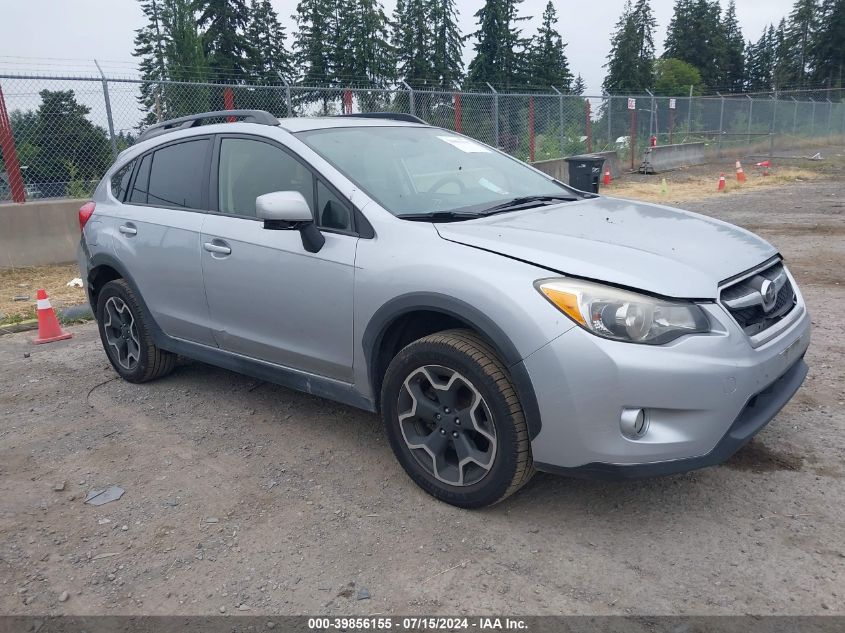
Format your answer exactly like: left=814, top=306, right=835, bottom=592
left=537, top=278, right=710, bottom=344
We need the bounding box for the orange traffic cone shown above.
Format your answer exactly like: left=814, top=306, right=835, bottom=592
left=756, top=159, right=771, bottom=176
left=603, top=168, right=611, bottom=186
left=32, top=289, right=72, bottom=344
left=735, top=160, right=746, bottom=183
left=718, top=174, right=726, bottom=192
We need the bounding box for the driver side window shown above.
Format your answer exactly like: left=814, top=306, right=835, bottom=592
left=218, top=138, right=314, bottom=218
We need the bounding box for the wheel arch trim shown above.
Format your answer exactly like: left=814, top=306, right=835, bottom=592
left=362, top=292, right=543, bottom=439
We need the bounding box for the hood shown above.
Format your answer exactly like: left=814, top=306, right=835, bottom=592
left=435, top=196, right=777, bottom=299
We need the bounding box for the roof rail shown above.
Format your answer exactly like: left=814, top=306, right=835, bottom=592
left=137, top=109, right=278, bottom=143
left=338, top=112, right=427, bottom=125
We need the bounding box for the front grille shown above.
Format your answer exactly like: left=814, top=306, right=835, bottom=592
left=720, top=262, right=797, bottom=336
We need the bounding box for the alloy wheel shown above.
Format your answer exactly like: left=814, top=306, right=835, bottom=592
left=397, top=365, right=497, bottom=486
left=102, top=296, right=140, bottom=370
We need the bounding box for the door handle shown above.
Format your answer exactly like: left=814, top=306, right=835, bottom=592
left=119, top=223, right=137, bottom=236
left=203, top=241, right=231, bottom=255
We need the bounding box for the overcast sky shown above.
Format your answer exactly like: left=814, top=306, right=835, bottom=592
left=0, top=0, right=795, bottom=96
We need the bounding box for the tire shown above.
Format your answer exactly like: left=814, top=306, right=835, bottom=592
left=96, top=279, right=176, bottom=383
left=380, top=329, right=534, bottom=508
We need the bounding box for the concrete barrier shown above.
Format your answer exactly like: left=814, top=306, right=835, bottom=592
left=532, top=150, right=621, bottom=184
left=641, top=142, right=706, bottom=173
left=0, top=198, right=82, bottom=268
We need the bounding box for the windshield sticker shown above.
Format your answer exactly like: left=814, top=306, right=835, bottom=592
left=437, top=135, right=490, bottom=153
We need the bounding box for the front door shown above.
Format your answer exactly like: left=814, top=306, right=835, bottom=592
left=200, top=136, right=357, bottom=382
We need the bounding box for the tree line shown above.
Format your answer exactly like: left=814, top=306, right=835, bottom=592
left=605, top=0, right=844, bottom=95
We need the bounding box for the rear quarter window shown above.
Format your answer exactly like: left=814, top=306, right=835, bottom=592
left=110, top=160, right=135, bottom=202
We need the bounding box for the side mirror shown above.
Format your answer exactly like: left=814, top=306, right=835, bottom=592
left=256, top=190, right=325, bottom=253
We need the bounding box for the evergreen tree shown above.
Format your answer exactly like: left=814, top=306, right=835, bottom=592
left=603, top=0, right=656, bottom=94
left=194, top=0, right=253, bottom=79
left=292, top=0, right=334, bottom=84
left=809, top=0, right=845, bottom=87
left=571, top=74, right=586, bottom=95
left=786, top=0, right=818, bottom=86
left=663, top=0, right=725, bottom=90
left=334, top=0, right=395, bottom=88
left=720, top=1, right=745, bottom=92
left=134, top=0, right=169, bottom=124
left=430, top=0, right=464, bottom=89
left=246, top=0, right=293, bottom=82
left=526, top=1, right=572, bottom=90
left=744, top=25, right=776, bottom=91
left=467, top=0, right=531, bottom=89
left=162, top=0, right=209, bottom=116
left=772, top=18, right=798, bottom=88
left=392, top=0, right=434, bottom=86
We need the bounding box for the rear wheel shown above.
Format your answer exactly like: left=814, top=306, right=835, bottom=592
left=96, top=279, right=175, bottom=383
left=381, top=329, right=533, bottom=508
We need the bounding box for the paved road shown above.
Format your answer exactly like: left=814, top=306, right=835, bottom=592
left=1, top=179, right=843, bottom=616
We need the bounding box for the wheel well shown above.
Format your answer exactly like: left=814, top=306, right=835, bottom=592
left=372, top=310, right=489, bottom=406
left=87, top=265, right=122, bottom=311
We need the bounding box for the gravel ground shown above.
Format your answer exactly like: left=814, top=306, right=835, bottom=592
left=1, top=170, right=843, bottom=617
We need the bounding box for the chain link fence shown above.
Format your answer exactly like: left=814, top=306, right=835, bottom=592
left=1, top=73, right=844, bottom=201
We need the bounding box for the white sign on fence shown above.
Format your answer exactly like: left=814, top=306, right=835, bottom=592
left=669, top=98, right=677, bottom=110
left=628, top=98, right=636, bottom=110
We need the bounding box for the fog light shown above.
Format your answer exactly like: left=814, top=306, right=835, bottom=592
left=620, top=407, right=648, bottom=439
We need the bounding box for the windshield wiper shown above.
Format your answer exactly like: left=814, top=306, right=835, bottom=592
left=478, top=194, right=579, bottom=215
left=398, top=211, right=485, bottom=222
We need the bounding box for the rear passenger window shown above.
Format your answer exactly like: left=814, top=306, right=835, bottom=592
left=110, top=161, right=135, bottom=201
left=129, top=154, right=151, bottom=204
left=146, top=139, right=209, bottom=209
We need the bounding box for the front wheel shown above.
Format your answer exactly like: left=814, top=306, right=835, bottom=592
left=380, top=329, right=534, bottom=508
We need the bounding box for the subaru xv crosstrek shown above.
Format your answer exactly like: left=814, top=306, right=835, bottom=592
left=77, top=110, right=811, bottom=508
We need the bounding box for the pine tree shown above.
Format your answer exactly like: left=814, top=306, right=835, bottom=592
left=571, top=74, right=586, bottom=95
left=162, top=0, right=209, bottom=115
left=246, top=0, right=293, bottom=83
left=664, top=0, right=725, bottom=90
left=467, top=0, right=531, bottom=89
left=603, top=0, right=656, bottom=94
left=809, top=0, right=845, bottom=87
left=787, top=0, right=818, bottom=86
left=293, top=0, right=334, bottom=85
left=134, top=0, right=169, bottom=124
left=430, top=0, right=464, bottom=89
left=334, top=0, right=394, bottom=88
left=526, top=1, right=572, bottom=90
left=720, top=1, right=745, bottom=92
left=392, top=0, right=434, bottom=86
left=773, top=19, right=797, bottom=89
left=194, top=0, right=253, bottom=79
left=745, top=25, right=776, bottom=91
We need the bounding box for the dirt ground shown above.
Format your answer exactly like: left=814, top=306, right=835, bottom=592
left=0, top=264, right=85, bottom=324
left=1, top=155, right=844, bottom=617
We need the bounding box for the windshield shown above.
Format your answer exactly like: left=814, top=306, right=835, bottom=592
left=296, top=126, right=574, bottom=218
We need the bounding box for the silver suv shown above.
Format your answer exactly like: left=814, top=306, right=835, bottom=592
left=78, top=110, right=811, bottom=508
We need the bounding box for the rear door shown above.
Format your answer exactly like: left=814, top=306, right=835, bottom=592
left=110, top=136, right=216, bottom=345
left=200, top=135, right=357, bottom=381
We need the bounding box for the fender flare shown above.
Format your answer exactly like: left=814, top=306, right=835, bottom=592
left=362, top=292, right=543, bottom=439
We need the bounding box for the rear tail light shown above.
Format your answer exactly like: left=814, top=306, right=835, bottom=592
left=79, top=202, right=96, bottom=230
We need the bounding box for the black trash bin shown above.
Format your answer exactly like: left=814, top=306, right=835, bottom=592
left=564, top=154, right=606, bottom=193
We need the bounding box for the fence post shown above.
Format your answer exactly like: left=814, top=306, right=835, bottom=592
left=94, top=60, right=118, bottom=159
left=453, top=92, right=461, bottom=133
left=604, top=93, right=612, bottom=149
left=277, top=73, right=293, bottom=117
left=645, top=89, right=655, bottom=144
left=585, top=99, right=592, bottom=153
left=717, top=93, right=725, bottom=157
left=629, top=98, right=637, bottom=171
left=810, top=98, right=816, bottom=136
left=550, top=85, right=563, bottom=157
left=827, top=99, right=834, bottom=135
left=223, top=87, right=235, bottom=122
left=487, top=82, right=499, bottom=148
left=770, top=92, right=777, bottom=157
left=528, top=95, right=535, bottom=162
left=0, top=82, right=26, bottom=203
left=402, top=81, right=415, bottom=117
left=746, top=95, right=753, bottom=148
left=687, top=85, right=693, bottom=138
left=792, top=97, right=798, bottom=135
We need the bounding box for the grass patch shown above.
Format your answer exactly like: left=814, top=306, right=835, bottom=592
left=604, top=166, right=823, bottom=204
left=0, top=263, right=85, bottom=321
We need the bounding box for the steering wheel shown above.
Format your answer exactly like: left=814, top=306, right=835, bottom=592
left=428, top=176, right=466, bottom=195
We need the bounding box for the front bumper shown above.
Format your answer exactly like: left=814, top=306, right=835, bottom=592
left=522, top=296, right=811, bottom=477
